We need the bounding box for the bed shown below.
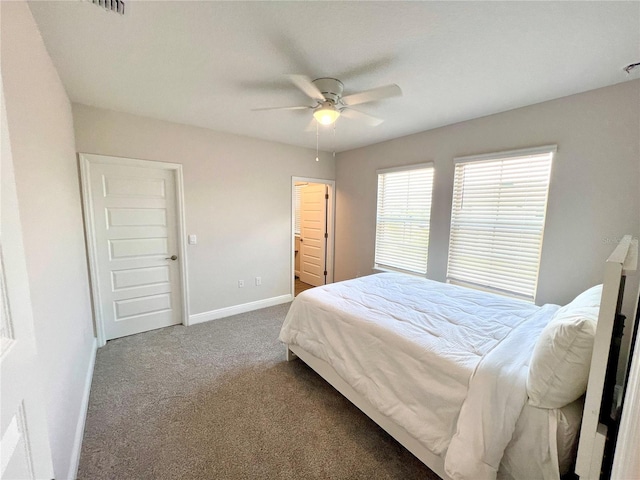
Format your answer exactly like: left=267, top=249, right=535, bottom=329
left=279, top=235, right=637, bottom=480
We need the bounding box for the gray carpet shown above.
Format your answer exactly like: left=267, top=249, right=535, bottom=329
left=78, top=303, right=439, bottom=479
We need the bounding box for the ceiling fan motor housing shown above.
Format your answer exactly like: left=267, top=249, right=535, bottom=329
left=312, top=78, right=344, bottom=105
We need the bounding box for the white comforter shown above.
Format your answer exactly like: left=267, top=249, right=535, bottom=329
left=279, top=273, right=560, bottom=479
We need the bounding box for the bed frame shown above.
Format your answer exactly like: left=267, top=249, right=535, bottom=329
left=575, top=235, right=637, bottom=479
left=286, top=343, right=453, bottom=479
left=285, top=235, right=638, bottom=480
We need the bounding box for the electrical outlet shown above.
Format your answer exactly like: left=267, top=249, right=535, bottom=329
left=238, top=280, right=244, bottom=288
left=255, top=276, right=261, bottom=286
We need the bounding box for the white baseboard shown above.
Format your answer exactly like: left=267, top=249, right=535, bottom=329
left=189, top=294, right=293, bottom=326
left=68, top=337, right=98, bottom=480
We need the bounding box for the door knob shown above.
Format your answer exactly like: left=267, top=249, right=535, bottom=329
left=165, top=255, right=178, bottom=261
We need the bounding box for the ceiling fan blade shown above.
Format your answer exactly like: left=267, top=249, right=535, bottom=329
left=342, top=84, right=402, bottom=106
left=340, top=108, right=384, bottom=126
left=288, top=75, right=326, bottom=102
left=252, top=105, right=311, bottom=111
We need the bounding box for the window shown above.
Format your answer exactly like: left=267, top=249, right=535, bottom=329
left=447, top=146, right=555, bottom=301
left=375, top=163, right=434, bottom=275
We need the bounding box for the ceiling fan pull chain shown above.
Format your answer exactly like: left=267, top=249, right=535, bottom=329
left=333, top=123, right=336, bottom=158
left=315, top=120, right=320, bottom=162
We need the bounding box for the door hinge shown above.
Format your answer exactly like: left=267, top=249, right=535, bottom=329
left=325, top=193, right=329, bottom=199
left=324, top=270, right=328, bottom=276
left=324, top=232, right=328, bottom=239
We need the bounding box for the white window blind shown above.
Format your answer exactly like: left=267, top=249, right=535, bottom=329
left=375, top=164, right=434, bottom=275
left=447, top=147, right=554, bottom=301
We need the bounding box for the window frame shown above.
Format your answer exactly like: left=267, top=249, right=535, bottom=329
left=446, top=145, right=556, bottom=301
left=374, top=162, right=435, bottom=276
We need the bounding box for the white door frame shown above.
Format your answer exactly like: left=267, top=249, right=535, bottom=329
left=79, top=153, right=190, bottom=347
left=291, top=176, right=335, bottom=296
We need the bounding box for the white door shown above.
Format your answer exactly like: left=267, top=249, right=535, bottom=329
left=83, top=157, right=183, bottom=342
left=1, top=80, right=55, bottom=479
left=299, top=183, right=328, bottom=287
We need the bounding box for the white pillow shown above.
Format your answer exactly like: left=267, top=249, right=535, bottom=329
left=527, top=284, right=602, bottom=409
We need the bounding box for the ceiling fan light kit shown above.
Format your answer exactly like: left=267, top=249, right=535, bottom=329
left=313, top=102, right=340, bottom=125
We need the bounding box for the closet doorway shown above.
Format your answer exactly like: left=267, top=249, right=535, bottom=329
left=292, top=177, right=335, bottom=297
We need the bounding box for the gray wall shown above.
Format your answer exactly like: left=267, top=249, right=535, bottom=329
left=335, top=80, right=640, bottom=308
left=1, top=3, right=96, bottom=478
left=72, top=104, right=335, bottom=317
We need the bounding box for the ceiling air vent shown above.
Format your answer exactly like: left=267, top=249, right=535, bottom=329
left=90, top=0, right=125, bottom=15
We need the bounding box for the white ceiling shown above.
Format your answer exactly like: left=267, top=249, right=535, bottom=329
left=29, top=1, right=640, bottom=153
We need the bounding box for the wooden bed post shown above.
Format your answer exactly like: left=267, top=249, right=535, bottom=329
left=575, top=235, right=638, bottom=479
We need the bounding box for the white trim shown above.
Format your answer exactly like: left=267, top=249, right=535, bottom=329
left=291, top=177, right=336, bottom=298
left=78, top=153, right=190, bottom=346
left=67, top=337, right=97, bottom=480
left=189, top=294, right=293, bottom=325
left=454, top=144, right=557, bottom=164
left=376, top=161, right=433, bottom=175
left=79, top=153, right=184, bottom=170
left=174, top=166, right=191, bottom=326
left=79, top=156, right=105, bottom=346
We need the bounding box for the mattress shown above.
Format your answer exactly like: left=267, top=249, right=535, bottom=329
left=280, top=272, right=577, bottom=479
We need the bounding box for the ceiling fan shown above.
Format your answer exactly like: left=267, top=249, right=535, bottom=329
left=253, top=75, right=402, bottom=127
